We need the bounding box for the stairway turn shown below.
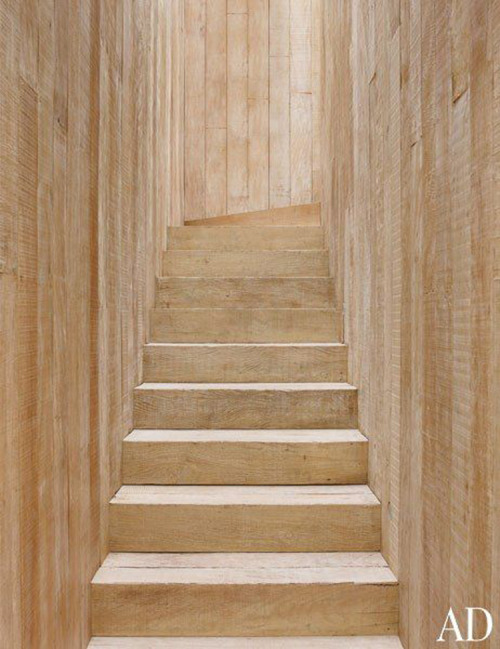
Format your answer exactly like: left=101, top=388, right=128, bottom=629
left=89, top=203, right=401, bottom=647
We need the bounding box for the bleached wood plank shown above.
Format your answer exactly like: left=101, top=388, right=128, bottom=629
left=227, top=12, right=249, bottom=214
left=205, top=128, right=227, bottom=217
left=206, top=0, right=227, bottom=127
left=109, top=484, right=380, bottom=552
left=184, top=0, right=206, bottom=219
left=89, top=638, right=404, bottom=648
left=122, top=428, right=367, bottom=484
left=185, top=203, right=321, bottom=226
left=92, top=552, right=398, bottom=636
left=133, top=382, right=358, bottom=429
left=161, top=250, right=330, bottom=277
left=291, top=92, right=313, bottom=204
left=150, top=308, right=338, bottom=343
left=270, top=54, right=291, bottom=207
left=143, top=342, right=346, bottom=382
left=167, top=225, right=324, bottom=250
left=155, top=277, right=334, bottom=308
left=290, top=0, right=312, bottom=94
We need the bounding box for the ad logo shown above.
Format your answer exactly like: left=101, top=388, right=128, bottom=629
left=437, top=608, right=493, bottom=643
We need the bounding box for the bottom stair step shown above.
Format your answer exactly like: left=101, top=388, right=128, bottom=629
left=91, top=553, right=398, bottom=637
left=89, top=638, right=404, bottom=648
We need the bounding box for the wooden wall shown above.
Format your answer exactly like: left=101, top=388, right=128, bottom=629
left=323, top=1, right=500, bottom=647
left=0, top=1, right=169, bottom=647
left=181, top=0, right=322, bottom=221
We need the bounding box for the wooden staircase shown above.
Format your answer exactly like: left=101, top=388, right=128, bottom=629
left=90, top=204, right=401, bottom=647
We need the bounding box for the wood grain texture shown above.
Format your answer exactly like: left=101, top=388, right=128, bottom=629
left=122, top=429, right=367, bottom=485
left=183, top=0, right=321, bottom=220
left=89, top=638, right=404, bottom=648
left=167, top=225, right=325, bottom=250
left=155, top=277, right=335, bottom=308
left=142, top=342, right=347, bottom=382
left=185, top=203, right=321, bottom=226
left=162, top=250, right=330, bottom=277
left=150, top=308, right=338, bottom=343
left=0, top=2, right=169, bottom=647
left=133, top=382, right=358, bottom=429
left=322, top=1, right=500, bottom=647
left=92, top=553, right=398, bottom=637
left=109, top=485, right=381, bottom=552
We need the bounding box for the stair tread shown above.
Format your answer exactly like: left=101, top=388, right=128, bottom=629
left=89, top=637, right=403, bottom=648
left=93, top=552, right=395, bottom=585
left=111, top=484, right=378, bottom=506
left=125, top=429, right=367, bottom=443
left=136, top=382, right=356, bottom=391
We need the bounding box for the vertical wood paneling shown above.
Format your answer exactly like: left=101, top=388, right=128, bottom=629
left=227, top=10, right=249, bottom=213
left=248, top=0, right=269, bottom=211
left=206, top=0, right=227, bottom=216
left=184, top=0, right=206, bottom=219
left=323, top=1, right=500, bottom=647
left=184, top=0, right=320, bottom=220
left=0, top=2, right=170, bottom=646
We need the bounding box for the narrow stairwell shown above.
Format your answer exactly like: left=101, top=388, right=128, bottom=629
left=89, top=204, right=401, bottom=647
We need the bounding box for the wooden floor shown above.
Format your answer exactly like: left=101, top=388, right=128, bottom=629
left=89, top=204, right=400, bottom=645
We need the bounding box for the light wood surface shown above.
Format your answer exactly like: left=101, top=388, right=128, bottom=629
left=181, top=1, right=321, bottom=220
left=133, top=382, right=358, bottom=430
left=150, top=309, right=338, bottom=343
left=89, top=637, right=404, bottom=648
left=155, top=277, right=335, bottom=308
left=185, top=203, right=321, bottom=226
left=122, top=428, right=368, bottom=484
left=143, top=342, right=347, bottom=382
left=109, top=485, right=381, bottom=552
left=162, top=250, right=330, bottom=277
left=0, top=2, right=169, bottom=647
left=91, top=553, right=397, bottom=636
left=322, top=1, right=500, bottom=647
left=167, top=226, right=325, bottom=251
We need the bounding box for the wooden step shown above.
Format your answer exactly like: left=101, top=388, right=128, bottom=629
left=155, top=277, right=335, bottom=308
left=150, top=309, right=337, bottom=343
left=167, top=226, right=325, bottom=251
left=109, top=485, right=380, bottom=552
left=162, top=250, right=330, bottom=277
left=122, top=429, right=368, bottom=485
left=133, top=382, right=358, bottom=429
left=89, top=637, right=404, bottom=647
left=184, top=203, right=321, bottom=227
left=143, top=343, right=347, bottom=382
left=91, top=552, right=398, bottom=636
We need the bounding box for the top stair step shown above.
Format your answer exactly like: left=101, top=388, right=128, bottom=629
left=185, top=203, right=321, bottom=227
left=167, top=226, right=325, bottom=251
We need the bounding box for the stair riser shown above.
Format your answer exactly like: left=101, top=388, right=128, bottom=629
left=162, top=251, right=330, bottom=277
left=155, top=278, right=335, bottom=308
left=167, top=226, right=325, bottom=251
left=185, top=202, right=321, bottom=226
left=122, top=440, right=368, bottom=485
left=92, top=583, right=398, bottom=636
left=143, top=345, right=347, bottom=382
left=150, top=309, right=338, bottom=343
left=133, top=389, right=358, bottom=429
left=110, top=503, right=380, bottom=552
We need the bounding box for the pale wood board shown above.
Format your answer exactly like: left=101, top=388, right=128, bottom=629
left=155, top=277, right=335, bottom=308
left=142, top=342, right=346, bottom=382
left=133, top=382, right=358, bottom=429
left=162, top=250, right=330, bottom=277
left=150, top=308, right=338, bottom=343
left=185, top=203, right=321, bottom=226
left=122, top=428, right=367, bottom=484
left=89, top=638, right=404, bottom=648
